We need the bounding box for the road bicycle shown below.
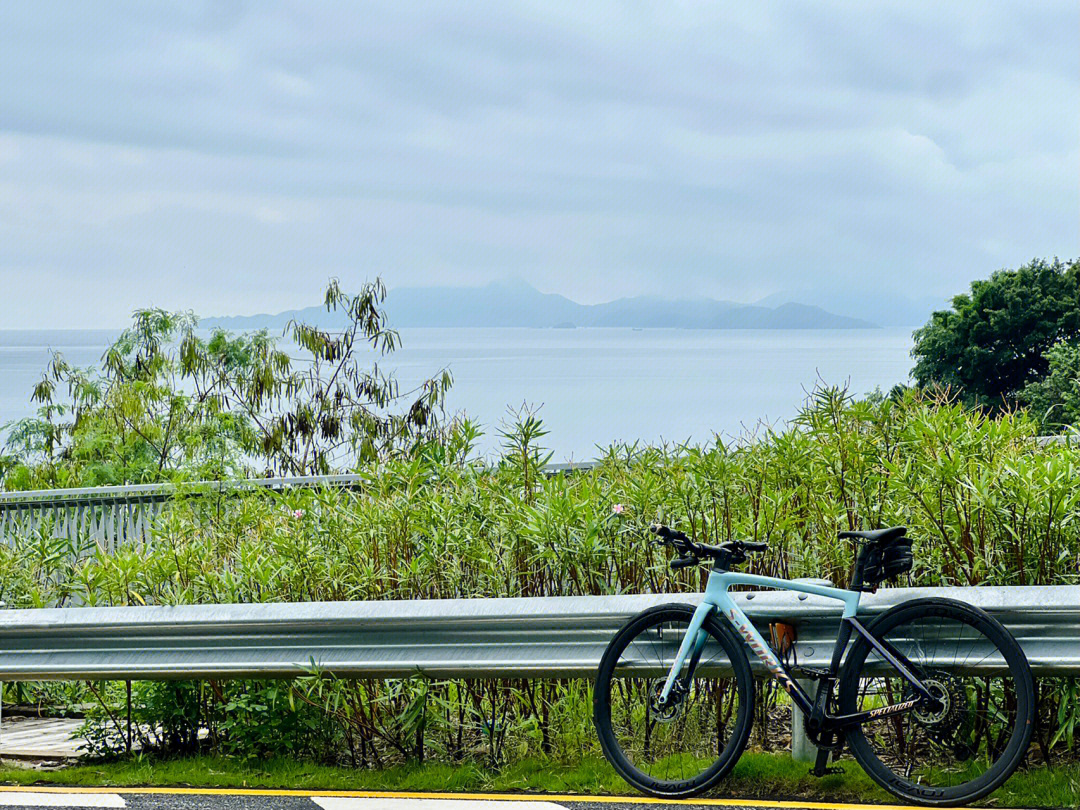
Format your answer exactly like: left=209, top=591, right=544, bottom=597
left=592, top=524, right=1034, bottom=806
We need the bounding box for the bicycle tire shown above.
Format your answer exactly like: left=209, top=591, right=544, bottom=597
left=593, top=603, right=755, bottom=798
left=838, top=597, right=1034, bottom=806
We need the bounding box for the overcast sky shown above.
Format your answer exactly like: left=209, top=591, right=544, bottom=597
left=0, top=1, right=1076, bottom=328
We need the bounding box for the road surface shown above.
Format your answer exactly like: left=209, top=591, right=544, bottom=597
left=0, top=787, right=1000, bottom=810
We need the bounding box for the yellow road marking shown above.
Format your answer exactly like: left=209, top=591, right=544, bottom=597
left=0, top=786, right=1017, bottom=810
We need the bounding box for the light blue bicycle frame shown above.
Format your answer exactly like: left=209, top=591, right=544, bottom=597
left=658, top=569, right=862, bottom=713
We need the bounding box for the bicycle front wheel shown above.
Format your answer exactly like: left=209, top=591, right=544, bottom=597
left=593, top=603, right=754, bottom=798
left=839, top=598, right=1034, bottom=806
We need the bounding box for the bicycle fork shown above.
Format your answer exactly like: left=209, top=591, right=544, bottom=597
left=657, top=601, right=713, bottom=705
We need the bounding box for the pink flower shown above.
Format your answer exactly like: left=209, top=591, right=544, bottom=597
left=291, top=509, right=305, bottom=519
left=612, top=503, right=625, bottom=515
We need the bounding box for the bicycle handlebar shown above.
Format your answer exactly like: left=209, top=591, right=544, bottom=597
left=669, top=556, right=698, bottom=570
left=649, top=523, right=690, bottom=544
left=650, top=523, right=767, bottom=569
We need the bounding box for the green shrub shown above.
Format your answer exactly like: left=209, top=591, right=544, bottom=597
left=911, top=257, right=1080, bottom=411
left=5, top=388, right=1078, bottom=766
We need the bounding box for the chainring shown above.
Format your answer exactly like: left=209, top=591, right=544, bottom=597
left=803, top=713, right=846, bottom=752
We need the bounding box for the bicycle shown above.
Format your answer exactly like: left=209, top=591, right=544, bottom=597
left=592, top=524, right=1034, bottom=806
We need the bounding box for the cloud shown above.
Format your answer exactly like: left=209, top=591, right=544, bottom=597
left=0, top=1, right=1075, bottom=326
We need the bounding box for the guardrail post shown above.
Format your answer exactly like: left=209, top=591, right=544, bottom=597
left=791, top=678, right=815, bottom=762
left=786, top=578, right=832, bottom=763
left=125, top=681, right=132, bottom=754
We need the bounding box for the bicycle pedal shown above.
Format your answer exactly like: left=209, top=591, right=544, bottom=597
left=809, top=765, right=845, bottom=777
left=795, top=667, right=832, bottom=681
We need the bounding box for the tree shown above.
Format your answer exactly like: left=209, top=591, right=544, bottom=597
left=2, top=279, right=453, bottom=488
left=1019, top=339, right=1080, bottom=432
left=911, top=258, right=1080, bottom=410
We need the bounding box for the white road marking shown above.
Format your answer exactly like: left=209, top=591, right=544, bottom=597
left=312, top=800, right=568, bottom=810
left=0, top=795, right=124, bottom=807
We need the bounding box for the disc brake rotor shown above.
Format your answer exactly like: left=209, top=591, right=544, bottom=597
left=910, top=671, right=967, bottom=738
left=648, top=679, right=685, bottom=724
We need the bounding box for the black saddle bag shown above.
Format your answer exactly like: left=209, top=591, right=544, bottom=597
left=863, top=535, right=914, bottom=585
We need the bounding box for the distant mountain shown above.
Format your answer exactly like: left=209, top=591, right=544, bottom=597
left=755, top=288, right=946, bottom=328
left=386, top=279, right=583, bottom=327
left=202, top=279, right=877, bottom=330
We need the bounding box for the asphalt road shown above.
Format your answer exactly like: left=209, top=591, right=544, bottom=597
left=0, top=788, right=959, bottom=810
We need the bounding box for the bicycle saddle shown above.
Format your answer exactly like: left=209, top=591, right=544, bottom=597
left=837, top=526, right=907, bottom=543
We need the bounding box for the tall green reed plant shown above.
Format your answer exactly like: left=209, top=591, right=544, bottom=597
left=4, top=389, right=1078, bottom=765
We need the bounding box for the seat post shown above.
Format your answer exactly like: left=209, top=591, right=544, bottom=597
left=848, top=539, right=874, bottom=593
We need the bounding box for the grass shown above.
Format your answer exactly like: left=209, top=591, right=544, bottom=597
left=0, top=752, right=1076, bottom=808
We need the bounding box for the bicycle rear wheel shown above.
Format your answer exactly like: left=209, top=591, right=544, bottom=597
left=593, top=603, right=754, bottom=798
left=838, top=598, right=1034, bottom=806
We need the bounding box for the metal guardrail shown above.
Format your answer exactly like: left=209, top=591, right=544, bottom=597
left=0, top=475, right=369, bottom=508
left=0, top=586, right=1073, bottom=682
left=0, top=466, right=598, bottom=547
left=1036, top=434, right=1080, bottom=446
left=0, top=475, right=368, bottom=547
